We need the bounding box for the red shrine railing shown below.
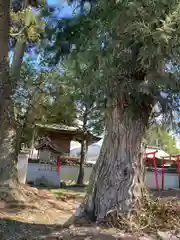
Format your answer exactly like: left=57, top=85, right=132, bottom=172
left=56, top=153, right=180, bottom=190
left=56, top=155, right=80, bottom=173
left=145, top=151, right=159, bottom=189
left=145, top=152, right=180, bottom=190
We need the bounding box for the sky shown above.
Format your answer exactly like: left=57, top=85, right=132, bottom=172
left=47, top=0, right=60, bottom=5
left=47, top=0, right=74, bottom=18
left=70, top=138, right=103, bottom=150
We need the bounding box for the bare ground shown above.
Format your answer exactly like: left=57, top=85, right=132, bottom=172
left=0, top=185, right=126, bottom=240
left=0, top=186, right=180, bottom=240
left=0, top=185, right=80, bottom=239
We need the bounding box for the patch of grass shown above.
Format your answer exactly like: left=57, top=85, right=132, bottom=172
left=0, top=219, right=18, bottom=225
left=0, top=220, right=7, bottom=225
left=49, top=187, right=86, bottom=200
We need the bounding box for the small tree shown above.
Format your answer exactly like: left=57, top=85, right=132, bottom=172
left=14, top=63, right=77, bottom=149
left=14, top=62, right=50, bottom=150
left=63, top=57, right=104, bottom=184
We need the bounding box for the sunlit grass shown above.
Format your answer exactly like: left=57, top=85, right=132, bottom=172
left=49, top=187, right=86, bottom=200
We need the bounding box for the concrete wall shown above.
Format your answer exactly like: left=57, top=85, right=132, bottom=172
left=27, top=163, right=60, bottom=187
left=17, top=151, right=29, bottom=184
left=145, top=170, right=179, bottom=190
left=26, top=163, right=180, bottom=189
left=60, top=166, right=92, bottom=184
left=26, top=163, right=91, bottom=186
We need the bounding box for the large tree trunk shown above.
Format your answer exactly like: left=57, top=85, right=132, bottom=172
left=84, top=102, right=149, bottom=221
left=0, top=0, right=23, bottom=201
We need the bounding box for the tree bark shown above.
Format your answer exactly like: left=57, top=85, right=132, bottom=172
left=11, top=0, right=30, bottom=154
left=0, top=1, right=28, bottom=202
left=77, top=138, right=87, bottom=185
left=84, top=101, right=149, bottom=221
left=77, top=111, right=88, bottom=185
left=0, top=0, right=18, bottom=186
left=11, top=39, right=26, bottom=82
left=11, top=0, right=28, bottom=83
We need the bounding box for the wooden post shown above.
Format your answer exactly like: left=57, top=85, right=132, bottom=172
left=153, top=153, right=159, bottom=190
left=146, top=151, right=159, bottom=190
left=29, top=127, right=36, bottom=159
left=177, top=155, right=180, bottom=188
left=161, top=158, right=165, bottom=190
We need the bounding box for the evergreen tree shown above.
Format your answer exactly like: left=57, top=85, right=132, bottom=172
left=48, top=0, right=180, bottom=220
left=63, top=56, right=104, bottom=184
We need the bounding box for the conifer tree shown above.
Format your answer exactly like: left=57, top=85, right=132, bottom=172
left=50, top=0, right=180, bottom=220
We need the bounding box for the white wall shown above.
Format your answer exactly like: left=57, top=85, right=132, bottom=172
left=26, top=164, right=180, bottom=190
left=60, top=167, right=180, bottom=190
left=26, top=164, right=92, bottom=186
left=27, top=163, right=60, bottom=187
left=17, top=151, right=29, bottom=184
left=145, top=171, right=179, bottom=190
left=60, top=166, right=92, bottom=184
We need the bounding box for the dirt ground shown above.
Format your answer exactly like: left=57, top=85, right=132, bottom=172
left=0, top=186, right=180, bottom=240
left=0, top=185, right=80, bottom=239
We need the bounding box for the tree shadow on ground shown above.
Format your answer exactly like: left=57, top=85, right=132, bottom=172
left=2, top=190, right=179, bottom=239
left=0, top=218, right=118, bottom=240
left=0, top=219, right=62, bottom=240
left=151, top=189, right=180, bottom=200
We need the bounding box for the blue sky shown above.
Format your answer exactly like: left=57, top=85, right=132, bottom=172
left=47, top=0, right=60, bottom=5
left=16, top=0, right=74, bottom=66
left=47, top=0, right=74, bottom=18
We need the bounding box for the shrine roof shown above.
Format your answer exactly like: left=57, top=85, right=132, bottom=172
left=35, top=137, right=64, bottom=153
left=146, top=148, right=176, bottom=161
left=35, top=123, right=101, bottom=143
left=36, top=123, right=78, bottom=132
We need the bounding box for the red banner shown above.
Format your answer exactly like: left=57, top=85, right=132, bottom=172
left=56, top=160, right=61, bottom=173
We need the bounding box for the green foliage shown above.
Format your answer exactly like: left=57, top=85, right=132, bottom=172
left=42, top=17, right=83, bottom=64
left=10, top=7, right=45, bottom=42
left=47, top=0, right=180, bottom=123
left=14, top=62, right=77, bottom=146
left=14, top=62, right=50, bottom=145
left=146, top=124, right=180, bottom=154
left=13, top=0, right=180, bottom=144
left=62, top=55, right=105, bottom=136
left=39, top=70, right=77, bottom=126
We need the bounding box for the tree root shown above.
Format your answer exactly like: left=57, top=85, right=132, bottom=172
left=0, top=182, right=28, bottom=203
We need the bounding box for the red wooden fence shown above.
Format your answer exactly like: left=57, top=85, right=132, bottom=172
left=145, top=152, right=180, bottom=190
